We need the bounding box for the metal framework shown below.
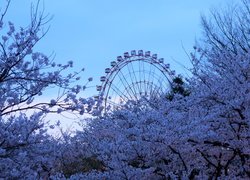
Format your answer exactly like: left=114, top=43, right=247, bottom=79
left=95, top=50, right=175, bottom=112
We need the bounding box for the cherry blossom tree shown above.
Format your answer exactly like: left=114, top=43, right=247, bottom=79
left=60, top=1, right=250, bottom=179
left=68, top=44, right=249, bottom=179
left=186, top=0, right=250, bottom=177
left=0, top=0, right=92, bottom=178
left=0, top=112, right=61, bottom=178
left=199, top=0, right=250, bottom=56
left=0, top=0, right=93, bottom=117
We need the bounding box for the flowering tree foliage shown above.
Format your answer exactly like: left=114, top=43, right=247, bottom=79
left=0, top=0, right=93, bottom=117
left=185, top=1, right=250, bottom=177
left=0, top=0, right=93, bottom=178
left=60, top=1, right=250, bottom=179
left=67, top=43, right=250, bottom=179
left=0, top=0, right=249, bottom=179
left=71, top=101, right=192, bottom=179
left=0, top=113, right=61, bottom=178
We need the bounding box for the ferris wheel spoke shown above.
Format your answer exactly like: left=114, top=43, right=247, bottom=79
left=146, top=62, right=153, bottom=95
left=117, top=73, right=135, bottom=100
left=109, top=83, right=130, bottom=103
left=106, top=99, right=120, bottom=107
left=142, top=61, right=146, bottom=95
left=150, top=64, right=156, bottom=90
left=151, top=85, right=161, bottom=98
left=139, top=60, right=142, bottom=94
left=149, top=73, right=163, bottom=95
left=151, top=67, right=159, bottom=95
left=128, top=60, right=141, bottom=95
left=151, top=84, right=160, bottom=96
left=125, top=65, right=138, bottom=100
left=157, top=76, right=164, bottom=91
left=144, top=81, right=149, bottom=95
left=123, top=84, right=138, bottom=101
left=119, top=70, right=138, bottom=100
left=148, top=81, right=154, bottom=96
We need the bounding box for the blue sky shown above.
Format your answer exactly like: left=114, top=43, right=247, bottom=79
left=3, top=0, right=228, bottom=97
left=1, top=0, right=231, bottom=130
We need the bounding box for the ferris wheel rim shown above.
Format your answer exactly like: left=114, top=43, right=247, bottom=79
left=96, top=50, right=175, bottom=112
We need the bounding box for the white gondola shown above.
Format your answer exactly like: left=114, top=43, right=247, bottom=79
left=131, top=50, right=136, bottom=56
left=124, top=52, right=129, bottom=58
left=145, top=51, right=151, bottom=57
left=111, top=61, right=116, bottom=67
left=158, top=58, right=164, bottom=63
left=100, top=76, right=106, bottom=82
left=117, top=56, right=123, bottom=62
left=138, top=50, right=143, bottom=56
left=96, top=86, right=102, bottom=91
left=152, top=54, right=157, bottom=59
left=105, top=68, right=111, bottom=73
left=170, top=70, right=175, bottom=76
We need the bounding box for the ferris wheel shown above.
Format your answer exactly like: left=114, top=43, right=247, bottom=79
left=95, top=50, right=175, bottom=112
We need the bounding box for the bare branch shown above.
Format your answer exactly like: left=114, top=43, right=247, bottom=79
left=0, top=0, right=11, bottom=23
